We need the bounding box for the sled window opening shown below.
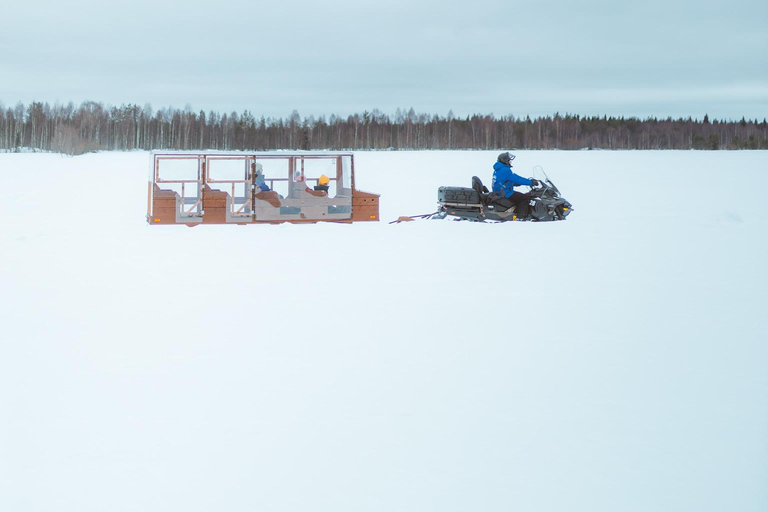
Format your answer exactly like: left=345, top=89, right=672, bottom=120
left=154, top=155, right=203, bottom=217
left=206, top=157, right=252, bottom=216
left=298, top=157, right=342, bottom=197
left=340, top=155, right=352, bottom=191
left=255, top=158, right=290, bottom=199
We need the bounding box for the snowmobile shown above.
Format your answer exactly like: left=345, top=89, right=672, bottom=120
left=433, top=166, right=573, bottom=222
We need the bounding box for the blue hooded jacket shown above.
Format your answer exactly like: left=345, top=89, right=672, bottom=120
left=492, top=161, right=532, bottom=198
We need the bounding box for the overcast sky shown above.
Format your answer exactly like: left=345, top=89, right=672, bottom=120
left=1, top=0, right=766, bottom=120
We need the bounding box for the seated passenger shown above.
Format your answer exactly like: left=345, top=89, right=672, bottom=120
left=313, top=174, right=331, bottom=193
left=254, top=164, right=271, bottom=192
left=253, top=163, right=281, bottom=208
left=293, top=171, right=328, bottom=197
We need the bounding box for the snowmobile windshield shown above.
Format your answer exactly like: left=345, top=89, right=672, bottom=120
left=533, top=166, right=561, bottom=196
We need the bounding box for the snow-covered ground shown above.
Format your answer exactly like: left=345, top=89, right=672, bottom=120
left=1, top=150, right=767, bottom=512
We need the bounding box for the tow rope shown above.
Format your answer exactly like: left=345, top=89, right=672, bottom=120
left=388, top=212, right=438, bottom=224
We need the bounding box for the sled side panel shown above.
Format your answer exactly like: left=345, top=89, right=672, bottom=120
left=352, top=190, right=379, bottom=221
left=150, top=185, right=181, bottom=224
left=202, top=185, right=228, bottom=224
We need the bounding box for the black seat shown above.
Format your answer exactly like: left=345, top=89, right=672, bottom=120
left=473, top=176, right=514, bottom=212
left=471, top=176, right=490, bottom=205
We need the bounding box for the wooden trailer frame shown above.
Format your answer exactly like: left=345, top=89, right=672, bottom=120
left=146, top=152, right=379, bottom=226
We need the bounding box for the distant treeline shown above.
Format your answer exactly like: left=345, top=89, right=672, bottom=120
left=1, top=101, right=767, bottom=155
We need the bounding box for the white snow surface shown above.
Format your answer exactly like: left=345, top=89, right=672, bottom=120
left=1, top=150, right=767, bottom=512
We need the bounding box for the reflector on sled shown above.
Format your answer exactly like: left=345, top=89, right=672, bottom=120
left=146, top=152, right=379, bottom=225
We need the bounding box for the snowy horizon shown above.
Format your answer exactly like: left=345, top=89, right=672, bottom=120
left=2, top=99, right=766, bottom=125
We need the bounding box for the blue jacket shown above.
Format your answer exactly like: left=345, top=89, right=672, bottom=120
left=255, top=174, right=271, bottom=191
left=492, top=161, right=532, bottom=198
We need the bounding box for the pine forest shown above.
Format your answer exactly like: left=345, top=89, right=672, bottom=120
left=1, top=101, right=766, bottom=155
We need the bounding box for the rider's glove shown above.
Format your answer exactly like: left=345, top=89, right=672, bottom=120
left=530, top=178, right=540, bottom=187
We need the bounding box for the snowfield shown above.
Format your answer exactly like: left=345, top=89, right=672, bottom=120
left=1, top=150, right=767, bottom=512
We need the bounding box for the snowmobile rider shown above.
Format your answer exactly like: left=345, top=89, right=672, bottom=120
left=492, top=152, right=540, bottom=219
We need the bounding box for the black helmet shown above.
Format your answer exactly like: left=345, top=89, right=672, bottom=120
left=497, top=152, right=515, bottom=165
